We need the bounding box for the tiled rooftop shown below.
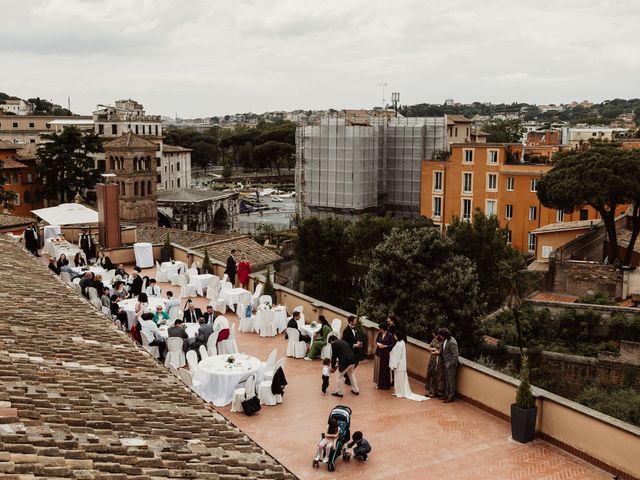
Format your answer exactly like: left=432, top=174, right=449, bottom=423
left=191, top=236, right=282, bottom=270
left=0, top=213, right=35, bottom=229
left=529, top=291, right=578, bottom=303
left=0, top=237, right=293, bottom=479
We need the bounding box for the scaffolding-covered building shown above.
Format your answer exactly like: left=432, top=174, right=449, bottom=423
left=295, top=114, right=447, bottom=219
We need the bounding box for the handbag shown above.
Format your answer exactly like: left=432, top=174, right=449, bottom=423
left=241, top=395, right=261, bottom=415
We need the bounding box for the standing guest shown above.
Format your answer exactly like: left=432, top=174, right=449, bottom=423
left=48, top=257, right=61, bottom=275
left=57, top=254, right=69, bottom=269
left=237, top=253, right=251, bottom=289
left=224, top=249, right=238, bottom=285
left=439, top=328, right=459, bottom=403
left=286, top=311, right=311, bottom=343
left=389, top=329, right=429, bottom=401
left=342, top=315, right=364, bottom=385
left=203, top=305, right=216, bottom=325
left=212, top=314, right=230, bottom=343
left=145, top=278, right=161, bottom=297
left=375, top=321, right=395, bottom=390
left=305, top=316, right=332, bottom=360
left=193, top=316, right=214, bottom=352
left=165, top=290, right=180, bottom=309
left=168, top=319, right=190, bottom=352
left=329, top=335, right=359, bottom=397
left=73, top=251, right=86, bottom=268
left=183, top=302, right=203, bottom=323
left=425, top=329, right=446, bottom=398
left=24, top=223, right=40, bottom=256
left=101, top=287, right=111, bottom=309
left=138, top=312, right=166, bottom=360
left=78, top=229, right=94, bottom=260
left=129, top=271, right=143, bottom=296
left=153, top=305, right=169, bottom=324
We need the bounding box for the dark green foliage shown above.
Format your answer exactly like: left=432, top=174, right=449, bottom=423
left=515, top=356, right=536, bottom=409
left=576, top=386, right=640, bottom=426
left=483, top=119, right=524, bottom=143
left=221, top=162, right=233, bottom=180
left=252, top=141, right=294, bottom=173
left=363, top=227, right=485, bottom=354
left=263, top=268, right=276, bottom=303
left=609, top=314, right=640, bottom=341
left=202, top=248, right=212, bottom=270
left=576, top=292, right=616, bottom=305
left=36, top=126, right=103, bottom=203
left=163, top=234, right=171, bottom=249
left=27, top=96, right=73, bottom=115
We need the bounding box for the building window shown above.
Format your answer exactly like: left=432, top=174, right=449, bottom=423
left=157, top=157, right=161, bottom=167
left=486, top=199, right=497, bottom=216
left=12, top=122, right=18, bottom=128
left=506, top=177, right=514, bottom=191
left=506, top=228, right=512, bottom=245
left=34, top=190, right=41, bottom=202
left=433, top=171, right=443, bottom=192
left=487, top=173, right=497, bottom=191
left=177, top=178, right=181, bottom=188
left=542, top=246, right=554, bottom=258
left=530, top=178, right=538, bottom=192
left=462, top=198, right=472, bottom=220
left=463, top=172, right=472, bottom=194
left=24, top=191, right=30, bottom=203
left=134, top=182, right=138, bottom=196
left=14, top=193, right=20, bottom=205
left=176, top=162, right=180, bottom=172
left=111, top=124, right=117, bottom=135
left=29, top=139, right=36, bottom=143
left=11, top=174, right=18, bottom=184
left=455, top=127, right=458, bottom=137
left=528, top=233, right=536, bottom=253
left=155, top=125, right=158, bottom=135
left=433, top=196, right=442, bottom=219
left=157, top=174, right=162, bottom=183
left=98, top=124, right=104, bottom=135
left=135, top=125, right=139, bottom=134
left=505, top=204, right=513, bottom=220
left=29, top=122, right=35, bottom=128
left=147, top=181, right=151, bottom=194
left=580, top=209, right=589, bottom=221
left=488, top=150, right=498, bottom=164
left=141, top=182, right=145, bottom=197
left=463, top=149, right=474, bottom=163
left=556, top=209, right=564, bottom=222
left=164, top=166, right=167, bottom=173
left=165, top=181, right=168, bottom=189
left=26, top=173, right=33, bottom=183
left=529, top=206, right=537, bottom=220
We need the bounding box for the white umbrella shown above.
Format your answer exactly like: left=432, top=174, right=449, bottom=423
left=31, top=203, right=99, bottom=226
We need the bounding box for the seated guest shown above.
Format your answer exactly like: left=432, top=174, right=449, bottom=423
left=203, top=305, right=216, bottom=325
left=287, top=311, right=311, bottom=343
left=48, top=257, right=61, bottom=275
left=135, top=293, right=149, bottom=320
left=193, top=316, right=214, bottom=352
left=145, top=278, right=161, bottom=297
left=110, top=294, right=129, bottom=327
left=115, top=263, right=127, bottom=278
left=57, top=253, right=69, bottom=270
left=73, top=252, right=86, bottom=267
left=213, top=315, right=230, bottom=343
left=92, top=274, right=105, bottom=296
left=78, top=272, right=93, bottom=298
left=183, top=302, right=203, bottom=323
left=138, top=312, right=166, bottom=360
left=101, top=287, right=111, bottom=308
left=103, top=255, right=114, bottom=271
left=165, top=290, right=181, bottom=309
left=113, top=281, right=128, bottom=301
left=168, top=319, right=190, bottom=352
left=153, top=305, right=170, bottom=325
left=129, top=271, right=143, bottom=296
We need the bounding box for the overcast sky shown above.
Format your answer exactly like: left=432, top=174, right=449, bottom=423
left=1, top=0, right=638, bottom=118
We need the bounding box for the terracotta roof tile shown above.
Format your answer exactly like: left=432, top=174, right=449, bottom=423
left=0, top=157, right=27, bottom=169
left=103, top=132, right=157, bottom=150
left=529, top=291, right=577, bottom=303
left=0, top=213, right=35, bottom=228
left=0, top=237, right=293, bottom=479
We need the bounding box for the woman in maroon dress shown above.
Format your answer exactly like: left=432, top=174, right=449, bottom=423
left=375, top=321, right=395, bottom=390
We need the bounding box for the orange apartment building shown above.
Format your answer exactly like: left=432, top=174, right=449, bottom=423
left=0, top=142, right=43, bottom=217
left=420, top=143, right=628, bottom=254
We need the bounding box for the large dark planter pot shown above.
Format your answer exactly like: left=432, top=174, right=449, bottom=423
left=511, top=404, right=537, bottom=443
left=160, top=247, right=172, bottom=263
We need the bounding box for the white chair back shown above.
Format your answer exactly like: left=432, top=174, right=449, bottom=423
left=186, top=267, right=198, bottom=283
left=168, top=305, right=181, bottom=321
left=191, top=261, right=199, bottom=270
left=199, top=345, right=209, bottom=360
left=114, top=318, right=122, bottom=329
left=239, top=291, right=252, bottom=305
left=296, top=313, right=305, bottom=330
left=141, top=277, right=147, bottom=292
left=222, top=273, right=229, bottom=282
left=206, top=276, right=220, bottom=300
left=271, top=357, right=286, bottom=376
left=141, top=331, right=160, bottom=359
left=165, top=337, right=185, bottom=366
left=219, top=281, right=232, bottom=292
left=259, top=295, right=273, bottom=306
left=244, top=375, right=256, bottom=399
left=253, top=283, right=263, bottom=297
left=259, top=309, right=275, bottom=337
left=206, top=330, right=219, bottom=356
left=293, top=305, right=304, bottom=313
left=101, top=306, right=111, bottom=317
left=87, top=287, right=99, bottom=300
left=265, top=348, right=277, bottom=370
left=177, top=368, right=193, bottom=387
left=286, top=327, right=300, bottom=342
left=186, top=350, right=199, bottom=374
left=331, top=318, right=342, bottom=334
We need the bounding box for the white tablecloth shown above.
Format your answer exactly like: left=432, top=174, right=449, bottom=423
left=193, top=354, right=264, bottom=407
left=256, top=306, right=288, bottom=334
left=160, top=261, right=186, bottom=276
left=43, top=239, right=85, bottom=262
left=133, top=242, right=154, bottom=268
left=301, top=323, right=322, bottom=342
left=70, top=265, right=112, bottom=287
left=219, top=288, right=250, bottom=311
left=158, top=323, right=199, bottom=339
left=191, top=273, right=214, bottom=296
left=43, top=225, right=61, bottom=241
left=118, top=297, right=166, bottom=330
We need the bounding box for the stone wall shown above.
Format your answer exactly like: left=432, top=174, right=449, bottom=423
left=158, top=193, right=239, bottom=234
left=551, top=260, right=621, bottom=298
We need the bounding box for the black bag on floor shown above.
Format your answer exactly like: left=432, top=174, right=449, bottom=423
left=242, top=396, right=261, bottom=415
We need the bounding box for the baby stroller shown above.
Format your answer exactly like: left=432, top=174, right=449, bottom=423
left=313, top=405, right=352, bottom=472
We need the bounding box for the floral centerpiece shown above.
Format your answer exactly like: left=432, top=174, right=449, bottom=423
left=226, top=355, right=236, bottom=364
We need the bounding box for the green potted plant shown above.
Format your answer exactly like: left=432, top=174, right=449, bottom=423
left=201, top=248, right=213, bottom=274
left=161, top=234, right=172, bottom=262
left=263, top=267, right=276, bottom=304
left=511, top=355, right=537, bottom=443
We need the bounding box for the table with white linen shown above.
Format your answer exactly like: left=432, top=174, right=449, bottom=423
left=160, top=261, right=186, bottom=276
left=255, top=306, right=288, bottom=334
left=301, top=323, right=322, bottom=342
left=70, top=265, right=113, bottom=287
left=43, top=225, right=61, bottom=241
left=219, top=288, right=250, bottom=311
left=191, top=273, right=214, bottom=296
left=158, top=323, right=199, bottom=340
left=133, top=242, right=154, bottom=268
left=193, top=354, right=264, bottom=406
left=118, top=297, right=167, bottom=330
left=43, top=239, right=85, bottom=262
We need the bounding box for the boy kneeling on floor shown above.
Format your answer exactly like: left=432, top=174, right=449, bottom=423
left=347, top=431, right=371, bottom=461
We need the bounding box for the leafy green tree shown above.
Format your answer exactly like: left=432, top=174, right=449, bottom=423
left=36, top=126, right=103, bottom=204
left=253, top=141, right=294, bottom=174
left=191, top=141, right=218, bottom=171
left=446, top=209, right=525, bottom=310
left=483, top=119, right=524, bottom=143
left=221, top=161, right=233, bottom=181
left=363, top=227, right=485, bottom=354
left=537, top=145, right=640, bottom=265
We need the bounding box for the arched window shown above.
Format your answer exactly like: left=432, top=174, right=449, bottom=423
left=120, top=182, right=125, bottom=196
left=147, top=181, right=152, bottom=195
left=141, top=182, right=145, bottom=197
left=110, top=156, right=115, bottom=170
left=176, top=162, right=180, bottom=172
left=120, top=156, right=125, bottom=169
left=177, top=178, right=180, bottom=188
left=133, top=157, right=138, bottom=171
left=34, top=190, right=41, bottom=202
left=134, top=182, right=138, bottom=196
left=24, top=191, right=31, bottom=203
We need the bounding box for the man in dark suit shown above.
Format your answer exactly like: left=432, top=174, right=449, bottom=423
left=24, top=224, right=39, bottom=256
left=341, top=315, right=364, bottom=385
left=329, top=336, right=359, bottom=397
left=78, top=229, right=94, bottom=260
left=183, top=302, right=203, bottom=323
left=168, top=319, right=190, bottom=352
left=439, top=328, right=459, bottom=403
left=193, top=316, right=214, bottom=352
left=203, top=305, right=216, bottom=325
left=224, top=249, right=237, bottom=285
left=286, top=311, right=311, bottom=343
left=129, top=271, right=143, bottom=296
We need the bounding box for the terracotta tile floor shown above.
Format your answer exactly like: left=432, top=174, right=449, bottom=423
left=46, top=259, right=612, bottom=480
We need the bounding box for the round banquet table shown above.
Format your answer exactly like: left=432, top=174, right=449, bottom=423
left=191, top=273, right=214, bottom=296
left=161, top=260, right=186, bottom=276
left=255, top=306, right=288, bottom=334
left=300, top=323, right=322, bottom=342
left=157, top=323, right=199, bottom=340
left=193, top=354, right=264, bottom=407
left=118, top=297, right=166, bottom=330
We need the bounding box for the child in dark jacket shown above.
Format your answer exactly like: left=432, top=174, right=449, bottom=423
left=347, top=431, right=371, bottom=461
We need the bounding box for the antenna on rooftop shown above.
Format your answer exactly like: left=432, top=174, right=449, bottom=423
left=391, top=92, right=400, bottom=117
left=379, top=82, right=388, bottom=108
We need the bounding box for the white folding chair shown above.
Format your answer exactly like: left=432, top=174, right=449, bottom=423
left=222, top=273, right=229, bottom=282
left=219, top=281, right=232, bottom=292
left=263, top=349, right=277, bottom=370
left=180, top=284, right=197, bottom=298
left=218, top=323, right=239, bottom=355
left=114, top=318, right=123, bottom=330
left=239, top=291, right=252, bottom=306
left=186, top=267, right=199, bottom=283
left=169, top=364, right=180, bottom=377
left=265, top=357, right=286, bottom=381
left=141, top=277, right=148, bottom=292
left=259, top=358, right=285, bottom=406
left=231, top=374, right=256, bottom=413
left=251, top=283, right=263, bottom=307
left=172, top=272, right=188, bottom=286
left=156, top=261, right=170, bottom=283
left=87, top=287, right=101, bottom=309
left=238, top=303, right=254, bottom=332
left=331, top=318, right=342, bottom=335
left=191, top=261, right=199, bottom=270
left=164, top=337, right=186, bottom=369
left=101, top=306, right=111, bottom=317
left=199, top=345, right=209, bottom=360
left=258, top=310, right=275, bottom=337
left=206, top=331, right=219, bottom=356
left=259, top=295, right=273, bottom=306
left=141, top=331, right=160, bottom=359
left=73, top=282, right=82, bottom=294
left=168, top=305, right=181, bottom=322
left=286, top=328, right=307, bottom=359
left=321, top=333, right=335, bottom=360
left=177, top=367, right=201, bottom=391
left=206, top=276, right=220, bottom=300
left=186, top=350, right=199, bottom=374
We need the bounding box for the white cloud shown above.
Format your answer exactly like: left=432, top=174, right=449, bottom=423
left=0, top=0, right=638, bottom=116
